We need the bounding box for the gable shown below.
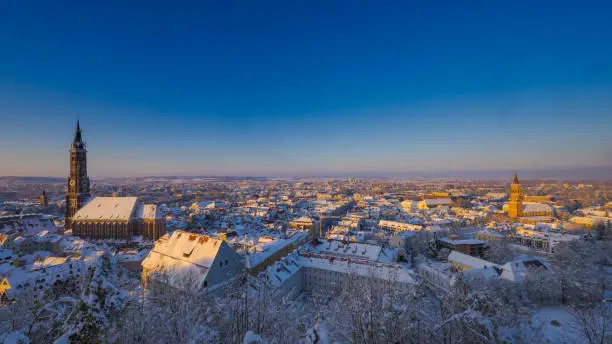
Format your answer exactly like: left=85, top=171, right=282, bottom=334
left=0, top=278, right=10, bottom=292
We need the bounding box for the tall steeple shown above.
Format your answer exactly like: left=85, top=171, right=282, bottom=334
left=72, top=119, right=85, bottom=150
left=65, top=119, right=91, bottom=231
left=512, top=172, right=519, bottom=185
left=40, top=189, right=48, bottom=208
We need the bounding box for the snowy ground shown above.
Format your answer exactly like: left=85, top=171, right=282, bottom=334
left=531, top=307, right=585, bottom=344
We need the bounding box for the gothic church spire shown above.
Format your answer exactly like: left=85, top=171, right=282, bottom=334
left=73, top=119, right=85, bottom=150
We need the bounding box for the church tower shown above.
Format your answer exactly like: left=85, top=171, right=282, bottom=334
left=39, top=190, right=48, bottom=208
left=507, top=173, right=523, bottom=218
left=65, top=120, right=91, bottom=230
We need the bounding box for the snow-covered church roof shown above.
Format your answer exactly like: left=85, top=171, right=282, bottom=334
left=73, top=197, right=139, bottom=221
left=73, top=197, right=162, bottom=222
left=135, top=204, right=161, bottom=220
left=522, top=202, right=554, bottom=214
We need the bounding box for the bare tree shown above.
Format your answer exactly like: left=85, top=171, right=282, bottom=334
left=483, top=240, right=515, bottom=265
left=571, top=303, right=612, bottom=344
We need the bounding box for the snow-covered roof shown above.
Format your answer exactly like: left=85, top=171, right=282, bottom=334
left=31, top=256, right=68, bottom=271
left=307, top=240, right=382, bottom=262
left=448, top=250, right=498, bottom=270
left=73, top=197, right=139, bottom=221
left=500, top=259, right=547, bottom=282
left=140, top=204, right=159, bottom=219
left=291, top=216, right=313, bottom=223
left=422, top=198, right=452, bottom=206
left=245, top=231, right=308, bottom=268
left=378, top=220, right=422, bottom=232
left=298, top=255, right=415, bottom=284
left=191, top=201, right=213, bottom=209
left=141, top=230, right=225, bottom=289
left=266, top=252, right=302, bottom=287
left=2, top=256, right=93, bottom=298
left=476, top=230, right=505, bottom=238
left=439, top=237, right=486, bottom=246
left=522, top=203, right=554, bottom=213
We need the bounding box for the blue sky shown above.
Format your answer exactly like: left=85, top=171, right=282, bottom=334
left=0, top=1, right=611, bottom=177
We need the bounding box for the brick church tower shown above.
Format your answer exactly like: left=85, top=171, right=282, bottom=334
left=39, top=189, right=48, bottom=208
left=65, top=120, right=91, bottom=230
left=507, top=173, right=523, bottom=218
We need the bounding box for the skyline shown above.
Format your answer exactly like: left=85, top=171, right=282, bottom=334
left=1, top=1, right=611, bottom=177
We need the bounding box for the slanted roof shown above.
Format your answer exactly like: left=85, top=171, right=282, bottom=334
left=141, top=204, right=159, bottom=219
left=141, top=230, right=225, bottom=290
left=422, top=198, right=452, bottom=206
left=292, top=216, right=313, bottom=223
left=522, top=203, right=554, bottom=214
left=267, top=252, right=302, bottom=287
left=73, top=197, right=138, bottom=221
left=191, top=201, right=213, bottom=209
left=310, top=240, right=382, bottom=261
left=448, top=250, right=499, bottom=270
left=500, top=259, right=546, bottom=282
left=439, top=237, right=486, bottom=246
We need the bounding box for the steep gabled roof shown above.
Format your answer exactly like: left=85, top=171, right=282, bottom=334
left=142, top=230, right=226, bottom=290
left=448, top=250, right=499, bottom=270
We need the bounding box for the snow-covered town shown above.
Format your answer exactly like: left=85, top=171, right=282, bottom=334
left=3, top=3, right=612, bottom=343
left=1, top=154, right=612, bottom=343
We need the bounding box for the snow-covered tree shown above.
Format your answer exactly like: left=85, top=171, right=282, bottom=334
left=483, top=240, right=515, bottom=265
left=299, top=314, right=330, bottom=344
left=210, top=272, right=308, bottom=343
left=571, top=303, right=612, bottom=344
left=58, top=252, right=128, bottom=343
left=316, top=265, right=427, bottom=344
left=552, top=240, right=611, bottom=305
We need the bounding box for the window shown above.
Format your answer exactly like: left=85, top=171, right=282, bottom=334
left=220, top=261, right=223, bottom=267
left=225, top=260, right=228, bottom=265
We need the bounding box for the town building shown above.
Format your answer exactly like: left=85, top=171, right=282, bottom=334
left=265, top=240, right=414, bottom=297
left=378, top=220, right=422, bottom=233
left=510, top=227, right=580, bottom=253
left=71, top=197, right=165, bottom=241
left=447, top=250, right=498, bottom=272
left=0, top=255, right=92, bottom=306
left=289, top=216, right=314, bottom=230
left=438, top=236, right=486, bottom=257
left=141, top=230, right=245, bottom=292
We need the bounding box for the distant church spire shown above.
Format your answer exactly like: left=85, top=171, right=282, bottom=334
left=508, top=173, right=523, bottom=218
left=40, top=189, right=48, bottom=208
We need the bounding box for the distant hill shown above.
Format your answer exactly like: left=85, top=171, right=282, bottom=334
left=0, top=176, right=66, bottom=184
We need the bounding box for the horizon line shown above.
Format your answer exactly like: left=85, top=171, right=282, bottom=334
left=2, top=166, right=612, bottom=181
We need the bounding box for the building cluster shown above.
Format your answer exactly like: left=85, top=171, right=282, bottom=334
left=1, top=120, right=611, bottom=310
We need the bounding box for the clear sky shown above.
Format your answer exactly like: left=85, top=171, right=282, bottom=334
left=1, top=1, right=611, bottom=177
